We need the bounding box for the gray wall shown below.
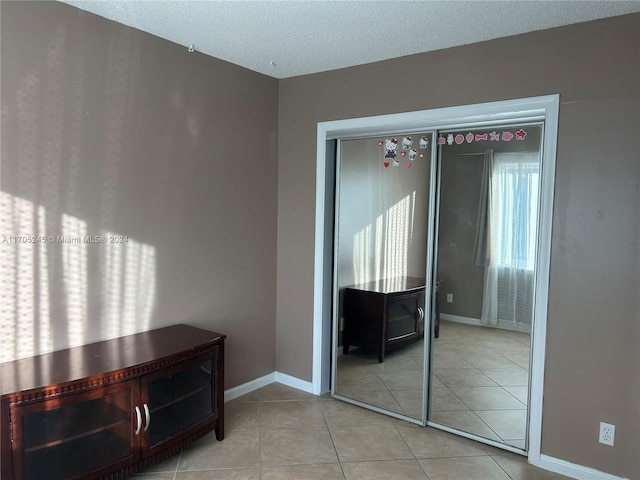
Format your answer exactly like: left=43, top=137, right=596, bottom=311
left=277, top=15, right=640, bottom=478
left=0, top=1, right=279, bottom=388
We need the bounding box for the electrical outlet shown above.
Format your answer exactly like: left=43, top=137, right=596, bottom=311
left=446, top=293, right=453, bottom=303
left=599, top=422, right=615, bottom=446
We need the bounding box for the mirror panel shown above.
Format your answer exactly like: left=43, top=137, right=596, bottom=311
left=333, top=133, right=433, bottom=420
left=429, top=124, right=542, bottom=450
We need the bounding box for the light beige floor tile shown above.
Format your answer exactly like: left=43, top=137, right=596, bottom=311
left=396, top=340, right=425, bottom=356
left=225, top=402, right=258, bottom=431
left=463, top=352, right=521, bottom=369
left=378, top=370, right=425, bottom=391
left=390, top=389, right=423, bottom=417
left=320, top=398, right=392, bottom=426
left=430, top=387, right=470, bottom=412
left=491, top=454, right=572, bottom=479
left=475, top=409, right=527, bottom=440
left=504, top=438, right=526, bottom=449
left=411, top=355, right=425, bottom=369
left=395, top=423, right=488, bottom=458
left=430, top=411, right=501, bottom=441
left=368, top=354, right=422, bottom=373
left=261, top=463, right=345, bottom=480
left=480, top=367, right=529, bottom=386
left=258, top=400, right=326, bottom=428
left=431, top=375, right=445, bottom=387
left=449, top=386, right=526, bottom=410
left=434, top=368, right=498, bottom=387
left=132, top=473, right=175, bottom=479
left=256, top=383, right=317, bottom=402
left=228, top=390, right=258, bottom=403
left=336, top=371, right=387, bottom=391
left=432, top=350, right=473, bottom=368
left=504, top=386, right=529, bottom=405
left=329, top=424, right=413, bottom=462
left=342, top=459, right=428, bottom=479
left=259, top=427, right=338, bottom=466
left=339, top=389, right=404, bottom=413
left=418, top=455, right=511, bottom=479
left=178, top=429, right=259, bottom=470
left=174, top=468, right=260, bottom=479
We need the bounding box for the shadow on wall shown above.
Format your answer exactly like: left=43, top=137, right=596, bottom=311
left=0, top=16, right=204, bottom=362
left=0, top=192, right=156, bottom=362
left=351, top=192, right=416, bottom=285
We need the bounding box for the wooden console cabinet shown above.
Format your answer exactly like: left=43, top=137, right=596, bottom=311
left=343, top=277, right=426, bottom=363
left=1, top=324, right=225, bottom=480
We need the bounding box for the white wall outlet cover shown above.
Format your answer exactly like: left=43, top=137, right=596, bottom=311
left=599, top=422, right=615, bottom=446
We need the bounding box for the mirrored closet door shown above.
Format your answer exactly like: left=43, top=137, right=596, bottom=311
left=429, top=124, right=542, bottom=450
left=332, top=132, right=434, bottom=422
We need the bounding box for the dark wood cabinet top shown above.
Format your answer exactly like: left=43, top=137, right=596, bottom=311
left=345, top=276, right=426, bottom=295
left=1, top=324, right=225, bottom=398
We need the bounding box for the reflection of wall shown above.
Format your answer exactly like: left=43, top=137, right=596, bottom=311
left=437, top=125, right=542, bottom=319
left=1, top=2, right=278, bottom=388
left=278, top=15, right=640, bottom=479
left=437, top=153, right=485, bottom=319
left=337, top=137, right=430, bottom=289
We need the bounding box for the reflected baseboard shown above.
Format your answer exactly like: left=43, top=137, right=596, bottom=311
left=440, top=314, right=531, bottom=334
left=440, top=313, right=484, bottom=327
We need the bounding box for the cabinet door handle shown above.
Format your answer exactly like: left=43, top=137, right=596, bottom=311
left=418, top=307, right=424, bottom=322
left=135, top=406, right=142, bottom=435
left=143, top=403, right=151, bottom=432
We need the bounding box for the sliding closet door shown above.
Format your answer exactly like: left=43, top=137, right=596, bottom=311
left=428, top=124, right=543, bottom=451
left=332, top=132, right=434, bottom=423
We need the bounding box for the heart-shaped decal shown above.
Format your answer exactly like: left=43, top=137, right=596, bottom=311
left=405, top=162, right=411, bottom=169
left=384, top=162, right=390, bottom=168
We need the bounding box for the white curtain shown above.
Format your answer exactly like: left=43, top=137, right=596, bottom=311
left=480, top=152, right=540, bottom=331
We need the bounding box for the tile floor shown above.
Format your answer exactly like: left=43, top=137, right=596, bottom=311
left=133, top=382, right=569, bottom=480
left=336, top=320, right=531, bottom=448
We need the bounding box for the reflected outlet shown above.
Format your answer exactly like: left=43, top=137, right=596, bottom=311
left=446, top=293, right=453, bottom=303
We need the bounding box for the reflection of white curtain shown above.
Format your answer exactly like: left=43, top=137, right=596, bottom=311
left=481, top=152, right=539, bottom=331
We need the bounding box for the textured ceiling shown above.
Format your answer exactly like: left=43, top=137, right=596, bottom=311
left=59, top=0, right=640, bottom=79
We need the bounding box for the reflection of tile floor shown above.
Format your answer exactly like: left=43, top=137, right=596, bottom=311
left=336, top=320, right=530, bottom=449
left=134, top=383, right=570, bottom=480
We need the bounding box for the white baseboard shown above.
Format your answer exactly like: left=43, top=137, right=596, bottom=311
left=224, top=371, right=314, bottom=402
left=224, top=372, right=275, bottom=402
left=538, top=454, right=630, bottom=480
left=274, top=371, right=314, bottom=393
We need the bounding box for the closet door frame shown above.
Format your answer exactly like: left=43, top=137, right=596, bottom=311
left=311, top=94, right=559, bottom=467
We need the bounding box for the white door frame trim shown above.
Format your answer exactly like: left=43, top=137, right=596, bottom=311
left=311, top=94, right=559, bottom=467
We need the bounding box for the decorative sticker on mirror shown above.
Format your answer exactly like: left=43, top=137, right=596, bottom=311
left=436, top=129, right=528, bottom=146
left=379, top=136, right=429, bottom=168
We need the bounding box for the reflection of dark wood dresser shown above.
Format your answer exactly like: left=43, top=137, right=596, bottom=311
left=343, top=276, right=426, bottom=363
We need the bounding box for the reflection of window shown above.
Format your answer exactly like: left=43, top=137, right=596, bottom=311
left=490, top=153, right=539, bottom=271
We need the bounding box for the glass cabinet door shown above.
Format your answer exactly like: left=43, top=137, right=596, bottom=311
left=387, top=292, right=425, bottom=341
left=13, top=382, right=135, bottom=480
left=144, top=350, right=217, bottom=451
